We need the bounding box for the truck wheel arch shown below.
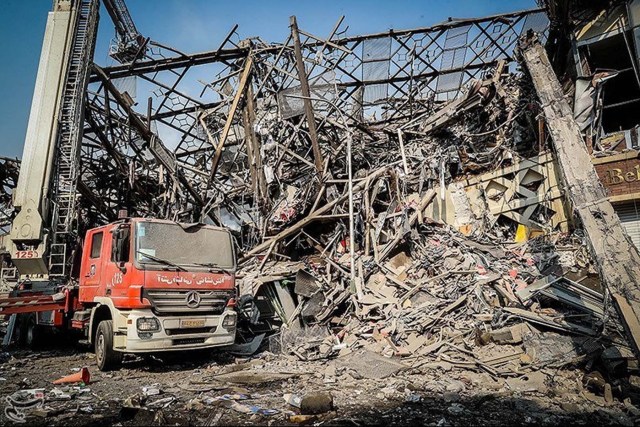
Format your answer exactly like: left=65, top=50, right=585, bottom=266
left=89, top=304, right=112, bottom=345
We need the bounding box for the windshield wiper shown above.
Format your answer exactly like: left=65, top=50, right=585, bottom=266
left=136, top=250, right=186, bottom=271
left=192, top=262, right=233, bottom=274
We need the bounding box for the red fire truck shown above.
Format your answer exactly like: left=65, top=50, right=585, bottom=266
left=0, top=1, right=238, bottom=370
left=5, top=218, right=237, bottom=370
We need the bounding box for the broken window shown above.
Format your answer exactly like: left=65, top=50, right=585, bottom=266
left=575, top=5, right=640, bottom=134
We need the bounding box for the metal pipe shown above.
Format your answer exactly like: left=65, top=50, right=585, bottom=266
left=346, top=131, right=355, bottom=285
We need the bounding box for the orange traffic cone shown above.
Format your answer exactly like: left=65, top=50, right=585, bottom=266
left=53, top=367, right=91, bottom=385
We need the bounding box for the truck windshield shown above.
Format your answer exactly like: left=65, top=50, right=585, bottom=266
left=134, top=222, right=235, bottom=270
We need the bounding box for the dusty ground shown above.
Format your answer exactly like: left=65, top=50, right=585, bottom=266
left=0, top=343, right=638, bottom=426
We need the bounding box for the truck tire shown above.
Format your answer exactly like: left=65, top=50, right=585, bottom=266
left=95, top=320, right=123, bottom=371
left=24, top=315, right=40, bottom=348
left=13, top=314, right=26, bottom=346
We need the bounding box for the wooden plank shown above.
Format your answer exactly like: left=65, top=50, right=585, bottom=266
left=290, top=16, right=324, bottom=173
left=242, top=100, right=258, bottom=196
left=242, top=83, right=267, bottom=200
left=503, top=307, right=596, bottom=336
left=209, top=56, right=254, bottom=180
left=399, top=270, right=475, bottom=304
left=520, top=37, right=640, bottom=355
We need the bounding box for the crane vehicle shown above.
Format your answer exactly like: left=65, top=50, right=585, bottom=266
left=0, top=0, right=238, bottom=370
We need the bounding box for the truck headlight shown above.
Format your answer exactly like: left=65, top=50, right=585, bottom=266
left=137, top=317, right=160, bottom=332
left=222, top=314, right=236, bottom=328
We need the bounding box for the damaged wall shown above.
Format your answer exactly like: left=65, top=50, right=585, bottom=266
left=425, top=152, right=569, bottom=238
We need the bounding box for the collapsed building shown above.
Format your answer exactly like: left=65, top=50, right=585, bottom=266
left=3, top=0, right=640, bottom=413
left=0, top=157, right=19, bottom=292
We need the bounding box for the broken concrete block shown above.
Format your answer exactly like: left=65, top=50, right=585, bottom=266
left=560, top=402, right=580, bottom=412
left=628, top=375, right=640, bottom=388
left=604, top=383, right=614, bottom=404
left=387, top=252, right=411, bottom=274
left=284, top=393, right=302, bottom=408
left=447, top=403, right=465, bottom=415
left=338, top=350, right=408, bottom=379
left=489, top=323, right=530, bottom=344
left=397, top=333, right=427, bottom=355
left=122, top=394, right=144, bottom=409
left=523, top=333, right=596, bottom=367
left=300, top=392, right=333, bottom=415
left=519, top=353, right=533, bottom=365
left=582, top=371, right=606, bottom=393
left=623, top=398, right=640, bottom=416
left=505, top=371, right=548, bottom=393
left=32, top=408, right=56, bottom=418
left=443, top=392, right=460, bottom=403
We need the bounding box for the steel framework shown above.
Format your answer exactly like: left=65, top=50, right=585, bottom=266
left=5, top=6, right=550, bottom=256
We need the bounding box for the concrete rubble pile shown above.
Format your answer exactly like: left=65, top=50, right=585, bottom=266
left=245, top=226, right=614, bottom=363
left=4, top=3, right=640, bottom=424
left=152, top=13, right=640, bottom=418
left=226, top=37, right=635, bottom=392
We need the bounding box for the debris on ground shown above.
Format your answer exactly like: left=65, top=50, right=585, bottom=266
left=3, top=1, right=640, bottom=425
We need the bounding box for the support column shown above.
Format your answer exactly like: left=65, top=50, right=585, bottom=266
left=520, top=37, right=640, bottom=355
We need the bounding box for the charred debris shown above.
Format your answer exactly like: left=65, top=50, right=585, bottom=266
left=2, top=0, right=640, bottom=401
left=220, top=5, right=640, bottom=384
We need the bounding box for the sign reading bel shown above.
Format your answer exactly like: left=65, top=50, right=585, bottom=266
left=605, top=165, right=640, bottom=185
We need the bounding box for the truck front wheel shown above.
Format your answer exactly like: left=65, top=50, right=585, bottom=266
left=95, top=320, right=123, bottom=371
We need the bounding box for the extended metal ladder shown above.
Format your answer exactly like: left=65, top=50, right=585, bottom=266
left=49, top=0, right=100, bottom=276
left=103, top=0, right=145, bottom=63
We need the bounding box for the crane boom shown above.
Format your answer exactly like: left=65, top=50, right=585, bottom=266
left=9, top=0, right=99, bottom=278
left=103, top=0, right=146, bottom=63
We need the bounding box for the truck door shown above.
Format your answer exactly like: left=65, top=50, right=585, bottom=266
left=103, top=225, right=132, bottom=302
left=79, top=229, right=105, bottom=301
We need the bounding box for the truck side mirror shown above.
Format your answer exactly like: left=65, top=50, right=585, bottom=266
left=111, top=230, right=121, bottom=261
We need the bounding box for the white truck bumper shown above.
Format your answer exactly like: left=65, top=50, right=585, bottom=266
left=114, top=309, right=236, bottom=352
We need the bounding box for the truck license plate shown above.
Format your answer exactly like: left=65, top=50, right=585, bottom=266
left=181, top=319, right=205, bottom=328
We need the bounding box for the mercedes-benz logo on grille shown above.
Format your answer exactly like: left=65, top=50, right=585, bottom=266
left=185, top=291, right=201, bottom=308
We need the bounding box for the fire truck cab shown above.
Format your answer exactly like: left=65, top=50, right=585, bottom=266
left=77, top=218, right=238, bottom=370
